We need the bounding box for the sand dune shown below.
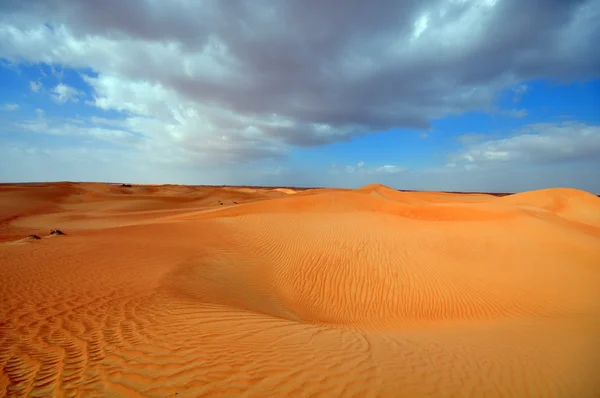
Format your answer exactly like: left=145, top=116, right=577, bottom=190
left=1, top=183, right=600, bottom=397
left=272, top=188, right=297, bottom=195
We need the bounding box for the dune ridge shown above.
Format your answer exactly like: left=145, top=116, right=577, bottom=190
left=1, top=182, right=600, bottom=397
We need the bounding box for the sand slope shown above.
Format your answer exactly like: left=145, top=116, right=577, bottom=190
left=1, top=183, right=600, bottom=397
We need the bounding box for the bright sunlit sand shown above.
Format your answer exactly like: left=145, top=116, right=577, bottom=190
left=1, top=182, right=599, bottom=397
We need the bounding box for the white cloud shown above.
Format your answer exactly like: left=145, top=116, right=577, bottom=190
left=512, top=84, right=528, bottom=102
left=30, top=81, right=42, bottom=92
left=333, top=162, right=408, bottom=176
left=16, top=115, right=141, bottom=146
left=456, top=133, right=491, bottom=145
left=1, top=103, right=19, bottom=111
left=0, top=142, right=291, bottom=187
left=50, top=65, right=64, bottom=79
left=375, top=165, right=408, bottom=174
left=488, top=107, right=528, bottom=118
left=89, top=116, right=127, bottom=128
left=450, top=122, right=600, bottom=166
left=51, top=83, right=84, bottom=103
left=502, top=108, right=528, bottom=118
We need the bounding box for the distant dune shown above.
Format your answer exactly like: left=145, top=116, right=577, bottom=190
left=1, top=182, right=599, bottom=397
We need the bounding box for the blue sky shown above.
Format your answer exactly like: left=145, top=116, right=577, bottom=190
left=1, top=0, right=599, bottom=192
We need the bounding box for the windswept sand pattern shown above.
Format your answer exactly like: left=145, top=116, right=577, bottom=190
left=1, top=183, right=600, bottom=397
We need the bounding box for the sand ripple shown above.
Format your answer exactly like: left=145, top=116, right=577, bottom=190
left=1, top=183, right=600, bottom=397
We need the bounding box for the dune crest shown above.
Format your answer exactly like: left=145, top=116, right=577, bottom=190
left=273, top=188, right=297, bottom=195
left=1, top=182, right=600, bottom=397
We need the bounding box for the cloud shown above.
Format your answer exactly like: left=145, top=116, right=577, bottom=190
left=501, top=108, right=528, bottom=118
left=456, top=133, right=491, bottom=145
left=15, top=114, right=141, bottom=146
left=50, top=65, right=64, bottom=79
left=375, top=165, right=409, bottom=174
left=30, top=81, right=42, bottom=92
left=487, top=107, right=529, bottom=118
left=450, top=122, right=600, bottom=166
left=333, top=161, right=408, bottom=175
left=1, top=103, right=19, bottom=111
left=512, top=84, right=528, bottom=102
left=408, top=163, right=600, bottom=194
left=0, top=141, right=292, bottom=187
left=0, top=0, right=597, bottom=165
left=13, top=109, right=287, bottom=165
left=51, top=83, right=84, bottom=103
left=89, top=116, right=127, bottom=128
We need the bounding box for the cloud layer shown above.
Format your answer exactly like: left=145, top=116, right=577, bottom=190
left=1, top=0, right=599, bottom=191
left=2, top=0, right=599, bottom=163
left=451, top=122, right=600, bottom=166
left=1, top=103, right=19, bottom=111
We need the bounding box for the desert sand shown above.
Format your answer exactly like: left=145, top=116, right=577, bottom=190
left=1, top=182, right=599, bottom=397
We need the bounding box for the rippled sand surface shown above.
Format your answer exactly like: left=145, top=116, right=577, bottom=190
left=1, top=182, right=600, bottom=397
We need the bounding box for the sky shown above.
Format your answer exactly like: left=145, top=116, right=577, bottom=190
left=0, top=0, right=599, bottom=193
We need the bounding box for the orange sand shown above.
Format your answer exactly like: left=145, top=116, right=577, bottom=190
left=1, top=182, right=599, bottom=397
